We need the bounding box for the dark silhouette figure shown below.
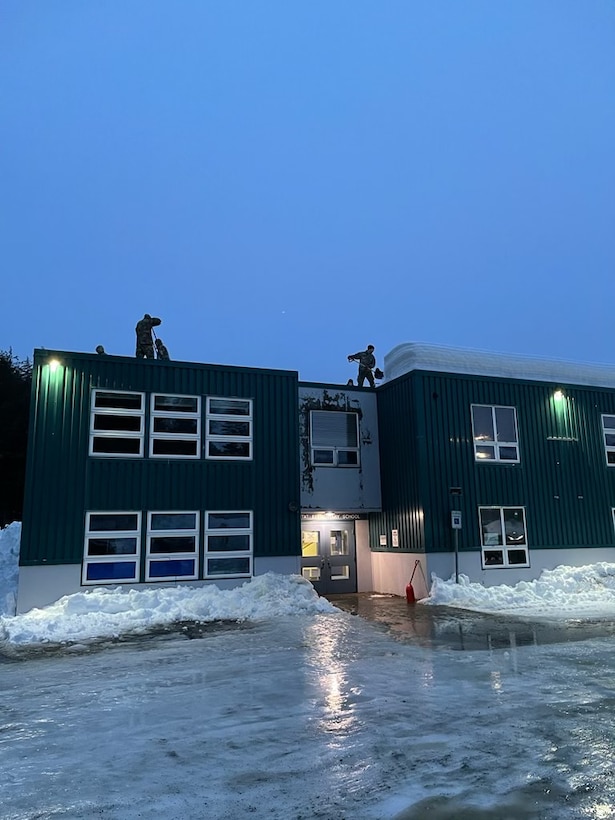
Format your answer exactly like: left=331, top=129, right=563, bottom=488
left=135, top=314, right=161, bottom=359
left=155, top=339, right=170, bottom=361
left=348, top=345, right=376, bottom=388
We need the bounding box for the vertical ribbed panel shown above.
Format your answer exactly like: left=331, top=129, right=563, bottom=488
left=369, top=373, right=425, bottom=551
left=373, top=369, right=615, bottom=556
left=21, top=351, right=300, bottom=565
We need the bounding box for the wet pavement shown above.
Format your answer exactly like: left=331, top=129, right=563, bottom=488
left=326, top=592, right=615, bottom=651
left=4, top=601, right=615, bottom=817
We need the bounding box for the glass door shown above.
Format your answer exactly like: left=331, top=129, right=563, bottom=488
left=301, top=521, right=356, bottom=595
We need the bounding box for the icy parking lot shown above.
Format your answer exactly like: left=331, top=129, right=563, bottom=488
left=3, top=604, right=615, bottom=820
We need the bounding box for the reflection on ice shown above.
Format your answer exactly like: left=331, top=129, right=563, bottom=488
left=304, top=618, right=359, bottom=737
left=490, top=670, right=502, bottom=692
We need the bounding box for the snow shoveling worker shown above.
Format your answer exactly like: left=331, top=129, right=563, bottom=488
left=347, top=345, right=377, bottom=388
left=135, top=314, right=162, bottom=359
left=155, top=338, right=170, bottom=361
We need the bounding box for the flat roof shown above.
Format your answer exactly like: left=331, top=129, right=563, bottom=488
left=384, top=342, right=615, bottom=390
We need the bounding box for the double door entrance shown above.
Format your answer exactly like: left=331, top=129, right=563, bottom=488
left=301, top=521, right=356, bottom=595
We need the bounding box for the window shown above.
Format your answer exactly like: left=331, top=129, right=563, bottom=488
left=479, top=507, right=529, bottom=568
left=602, top=415, right=615, bottom=465
left=204, top=511, right=252, bottom=578
left=90, top=390, right=145, bottom=457
left=145, top=512, right=199, bottom=581
left=310, top=410, right=359, bottom=467
left=471, top=405, right=519, bottom=462
left=149, top=395, right=201, bottom=458
left=83, top=512, right=141, bottom=584
left=206, top=398, right=252, bottom=460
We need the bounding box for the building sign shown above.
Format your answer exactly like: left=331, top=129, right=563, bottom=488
left=379, top=534, right=387, bottom=547
left=301, top=512, right=367, bottom=521
left=391, top=529, right=399, bottom=547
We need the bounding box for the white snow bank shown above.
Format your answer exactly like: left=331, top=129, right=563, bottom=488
left=423, top=563, right=615, bottom=619
left=0, top=522, right=20, bottom=617
left=0, top=572, right=338, bottom=648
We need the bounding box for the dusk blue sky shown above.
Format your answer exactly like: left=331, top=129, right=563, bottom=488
left=2, top=2, right=614, bottom=384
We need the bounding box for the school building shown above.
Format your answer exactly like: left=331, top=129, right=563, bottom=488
left=16, top=343, right=615, bottom=612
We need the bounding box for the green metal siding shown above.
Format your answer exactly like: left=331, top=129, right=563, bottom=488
left=21, top=350, right=300, bottom=566
left=372, top=369, right=615, bottom=556
left=369, top=373, right=425, bottom=551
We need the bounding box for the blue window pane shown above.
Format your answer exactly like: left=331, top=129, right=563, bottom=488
left=86, top=561, right=137, bottom=581
left=149, top=560, right=195, bottom=578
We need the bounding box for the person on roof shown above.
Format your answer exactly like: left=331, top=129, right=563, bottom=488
left=155, top=338, right=170, bottom=361
left=135, top=314, right=161, bottom=359
left=348, top=345, right=376, bottom=388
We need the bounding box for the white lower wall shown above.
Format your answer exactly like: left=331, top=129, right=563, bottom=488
left=253, top=555, right=301, bottom=576
left=355, top=520, right=373, bottom=592
left=17, top=556, right=302, bottom=615
left=17, top=564, right=83, bottom=614
left=369, top=552, right=430, bottom=599
left=370, top=547, right=615, bottom=597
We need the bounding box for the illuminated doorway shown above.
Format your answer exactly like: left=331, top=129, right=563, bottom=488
left=300, top=521, right=356, bottom=594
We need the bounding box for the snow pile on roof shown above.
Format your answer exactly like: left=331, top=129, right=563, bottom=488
left=385, top=341, right=615, bottom=389
left=0, top=572, right=338, bottom=648
left=0, top=522, right=20, bottom=617
left=424, top=563, right=615, bottom=619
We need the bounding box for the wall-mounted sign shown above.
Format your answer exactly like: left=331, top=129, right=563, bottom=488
left=301, top=513, right=366, bottom=521
left=379, top=534, right=387, bottom=547
left=391, top=529, right=399, bottom=547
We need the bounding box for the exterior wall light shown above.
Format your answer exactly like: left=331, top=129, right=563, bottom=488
left=48, top=359, right=61, bottom=372
left=553, top=389, right=564, bottom=401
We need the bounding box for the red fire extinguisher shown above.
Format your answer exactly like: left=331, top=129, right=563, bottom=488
left=406, top=559, right=421, bottom=604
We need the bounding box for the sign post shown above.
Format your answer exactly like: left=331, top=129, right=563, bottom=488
left=449, top=487, right=463, bottom=584
left=451, top=510, right=462, bottom=584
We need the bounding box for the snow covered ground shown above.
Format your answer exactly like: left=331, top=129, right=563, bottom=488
left=3, top=523, right=615, bottom=819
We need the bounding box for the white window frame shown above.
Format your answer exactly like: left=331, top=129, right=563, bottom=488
left=145, top=511, right=199, bottom=581
left=478, top=506, right=529, bottom=569
left=205, top=397, right=253, bottom=461
left=149, top=394, right=201, bottom=459
left=89, top=390, right=145, bottom=458
left=471, top=404, right=520, bottom=463
left=602, top=415, right=615, bottom=466
left=83, top=511, right=141, bottom=585
left=309, top=410, right=360, bottom=467
left=204, top=510, right=253, bottom=578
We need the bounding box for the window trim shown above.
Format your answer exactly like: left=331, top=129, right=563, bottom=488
left=82, top=511, right=141, bottom=585
left=204, top=510, right=253, bottom=578
left=309, top=410, right=360, bottom=468
left=478, top=505, right=529, bottom=569
left=145, top=510, right=199, bottom=582
left=89, top=389, right=145, bottom=458
left=205, top=397, right=253, bottom=461
left=149, top=394, right=201, bottom=460
left=602, top=415, right=615, bottom=466
left=471, top=404, right=520, bottom=463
